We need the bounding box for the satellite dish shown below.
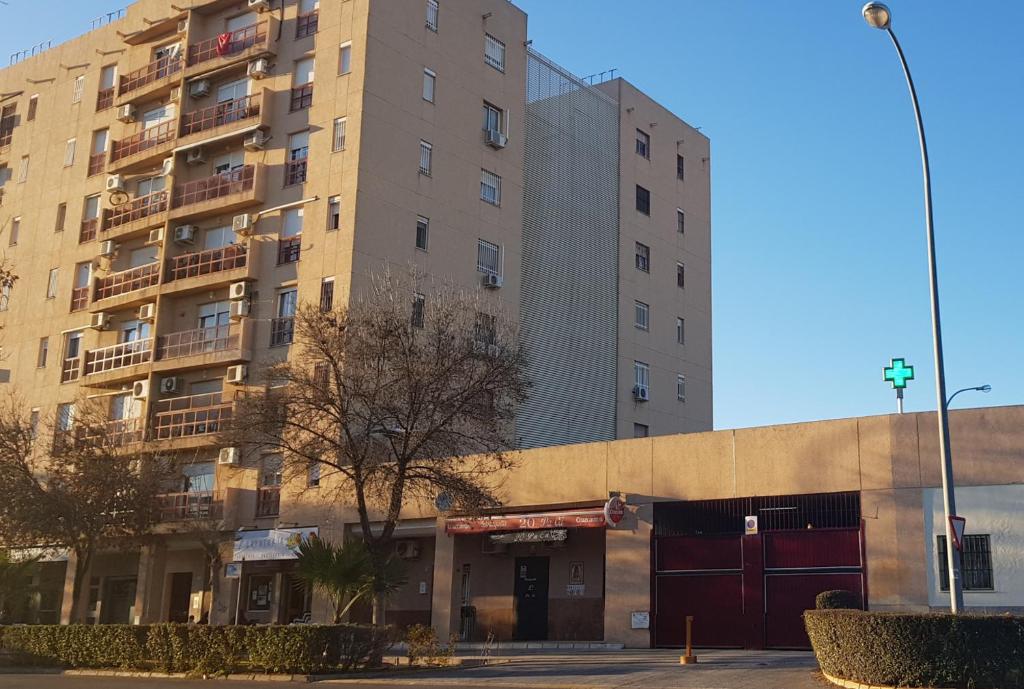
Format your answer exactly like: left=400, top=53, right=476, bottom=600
left=434, top=492, right=454, bottom=512
left=108, top=190, right=130, bottom=207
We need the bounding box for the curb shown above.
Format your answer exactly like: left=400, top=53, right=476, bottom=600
left=821, top=670, right=911, bottom=689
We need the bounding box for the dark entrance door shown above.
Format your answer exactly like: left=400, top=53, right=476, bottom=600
left=168, top=572, right=193, bottom=623
left=100, top=577, right=137, bottom=624
left=513, top=557, right=549, bottom=640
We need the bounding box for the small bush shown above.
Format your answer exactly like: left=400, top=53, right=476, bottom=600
left=805, top=609, right=1024, bottom=689
left=815, top=589, right=863, bottom=610
left=405, top=624, right=456, bottom=666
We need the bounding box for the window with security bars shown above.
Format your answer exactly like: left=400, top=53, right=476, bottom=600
left=634, top=361, right=649, bottom=389
left=319, top=277, right=334, bottom=312
left=636, top=185, right=650, bottom=215
left=72, top=76, right=85, bottom=104
left=419, top=140, right=432, bottom=175
left=426, top=0, right=439, bottom=31
left=477, top=239, right=500, bottom=276
left=677, top=208, right=685, bottom=234
left=480, top=169, right=501, bottom=205
left=676, top=374, right=686, bottom=401
left=676, top=263, right=685, bottom=288
left=332, top=117, right=347, bottom=152
left=484, top=34, right=505, bottom=71
left=634, top=301, right=649, bottom=330
left=635, top=243, right=650, bottom=272
left=937, top=535, right=993, bottom=591
left=677, top=154, right=685, bottom=181
left=633, top=423, right=649, bottom=438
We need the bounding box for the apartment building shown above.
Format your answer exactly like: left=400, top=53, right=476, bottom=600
left=0, top=0, right=710, bottom=626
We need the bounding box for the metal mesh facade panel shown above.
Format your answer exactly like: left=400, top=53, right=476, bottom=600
left=517, top=50, right=620, bottom=449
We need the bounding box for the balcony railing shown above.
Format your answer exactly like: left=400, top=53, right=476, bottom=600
left=158, top=491, right=224, bottom=521
left=71, top=418, right=144, bottom=447
left=150, top=391, right=233, bottom=440
left=289, top=83, right=313, bottom=112
left=94, top=262, right=160, bottom=301
left=104, top=190, right=168, bottom=230
left=88, top=152, right=106, bottom=177
left=277, top=237, right=300, bottom=264
left=70, top=286, right=89, bottom=312
left=180, top=94, right=260, bottom=137
left=118, top=55, right=183, bottom=97
left=61, top=357, right=81, bottom=384
left=284, top=158, right=307, bottom=186
left=164, top=244, right=247, bottom=282
left=84, top=338, right=153, bottom=376
left=187, top=21, right=268, bottom=66
left=256, top=487, right=281, bottom=517
left=156, top=324, right=239, bottom=360
left=296, top=11, right=319, bottom=38
left=110, top=120, right=176, bottom=163
left=270, top=317, right=294, bottom=347
left=172, top=166, right=254, bottom=210
left=79, top=219, right=99, bottom=243
left=96, top=87, right=115, bottom=111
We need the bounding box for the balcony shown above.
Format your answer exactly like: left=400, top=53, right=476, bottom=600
left=153, top=320, right=252, bottom=373
left=101, top=190, right=169, bottom=240
left=83, top=338, right=153, bottom=383
left=177, top=89, right=269, bottom=150
left=93, top=262, right=161, bottom=308
left=269, top=317, right=294, bottom=347
left=168, top=164, right=265, bottom=222
left=162, top=243, right=254, bottom=295
left=66, top=418, right=144, bottom=448
left=150, top=391, right=233, bottom=442
left=256, top=487, right=280, bottom=518
left=70, top=286, right=89, bottom=312
left=79, top=219, right=99, bottom=244
left=117, top=55, right=183, bottom=105
left=109, top=121, right=177, bottom=172
left=158, top=491, right=224, bottom=522
left=87, top=152, right=106, bottom=177
left=96, top=87, right=114, bottom=112
left=185, top=18, right=276, bottom=78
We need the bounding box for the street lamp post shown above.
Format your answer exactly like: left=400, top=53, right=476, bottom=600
left=946, top=385, right=992, bottom=409
left=862, top=2, right=964, bottom=613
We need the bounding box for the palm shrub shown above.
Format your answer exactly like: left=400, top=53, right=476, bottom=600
left=294, top=537, right=406, bottom=623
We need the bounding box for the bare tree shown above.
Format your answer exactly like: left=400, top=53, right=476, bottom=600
left=0, top=258, right=17, bottom=359
left=0, top=397, right=168, bottom=622
left=224, top=269, right=529, bottom=622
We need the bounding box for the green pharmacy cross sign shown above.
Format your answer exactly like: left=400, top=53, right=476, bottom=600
left=884, top=358, right=915, bottom=390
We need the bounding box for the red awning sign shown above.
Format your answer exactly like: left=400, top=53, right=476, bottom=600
left=445, top=508, right=608, bottom=534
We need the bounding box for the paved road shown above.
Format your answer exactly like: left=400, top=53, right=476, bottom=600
left=0, top=650, right=821, bottom=689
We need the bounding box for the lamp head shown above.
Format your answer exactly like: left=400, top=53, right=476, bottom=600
left=862, top=2, right=892, bottom=30
left=980, top=385, right=992, bottom=393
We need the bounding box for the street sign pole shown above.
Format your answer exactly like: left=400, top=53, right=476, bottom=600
left=896, top=388, right=904, bottom=414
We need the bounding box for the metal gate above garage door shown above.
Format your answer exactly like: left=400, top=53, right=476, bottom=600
left=653, top=492, right=864, bottom=650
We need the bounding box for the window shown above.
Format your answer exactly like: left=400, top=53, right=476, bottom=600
left=677, top=154, right=685, bottom=181
left=338, top=42, right=352, bottom=75
left=474, top=312, right=496, bottom=347
left=56, top=403, right=76, bottom=432
left=423, top=68, right=436, bottom=102
left=279, top=208, right=303, bottom=263
left=484, top=34, right=505, bottom=71
left=331, top=117, right=347, bottom=151
left=271, top=290, right=298, bottom=346
left=482, top=102, right=502, bottom=132
left=676, top=317, right=685, bottom=345
left=676, top=263, right=685, bottom=289
left=633, top=423, right=649, bottom=439
left=64, top=138, right=76, bottom=167
left=677, top=208, right=685, bottom=234
left=411, top=293, right=425, bottom=328
left=247, top=573, right=274, bottom=611
left=635, top=185, right=650, bottom=215
left=634, top=361, right=650, bottom=389
left=476, top=239, right=501, bottom=276
left=97, top=66, right=116, bottom=110
left=307, top=461, right=321, bottom=487
left=27, top=95, right=38, bottom=121
left=676, top=374, right=686, bottom=402
left=419, top=140, right=432, bottom=175
left=426, top=0, right=439, bottom=31
left=634, top=301, right=649, bottom=330
left=55, top=203, right=67, bottom=232
left=296, top=0, right=319, bottom=38
left=327, top=195, right=341, bottom=230
left=46, top=268, right=59, bottom=299
left=286, top=131, right=309, bottom=186
left=319, top=277, right=334, bottom=312
left=636, top=129, right=650, bottom=159
left=18, top=156, right=29, bottom=183
left=72, top=75, right=85, bottom=104
left=480, top=169, right=501, bottom=205
left=0, top=282, right=10, bottom=311
left=37, top=337, right=49, bottom=368
left=937, top=535, right=993, bottom=591
left=29, top=409, right=40, bottom=439
left=290, top=58, right=315, bottom=111
left=9, top=216, right=20, bottom=246
left=415, top=216, right=429, bottom=251
left=635, top=242, right=650, bottom=272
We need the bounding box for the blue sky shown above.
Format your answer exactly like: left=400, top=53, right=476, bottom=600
left=2, top=1, right=1021, bottom=430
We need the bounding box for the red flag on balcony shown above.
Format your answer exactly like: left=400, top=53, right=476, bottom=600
left=216, top=32, right=233, bottom=56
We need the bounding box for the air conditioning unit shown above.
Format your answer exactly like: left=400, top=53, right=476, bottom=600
left=90, top=312, right=111, bottom=330
left=137, top=303, right=156, bottom=322
left=247, top=58, right=270, bottom=79
left=147, top=227, right=164, bottom=245
left=232, top=213, right=254, bottom=235
left=189, top=79, right=211, bottom=99
left=225, top=364, right=247, bottom=384
left=228, top=281, right=251, bottom=301
left=173, top=225, right=197, bottom=244
left=159, top=376, right=179, bottom=394
left=117, top=103, right=137, bottom=123
left=185, top=147, right=206, bottom=165
left=99, top=239, right=118, bottom=257
left=484, top=129, right=508, bottom=149
left=169, top=86, right=181, bottom=102
left=243, top=130, right=267, bottom=150
left=177, top=19, right=188, bottom=34
left=161, top=157, right=175, bottom=177
left=633, top=385, right=650, bottom=402
left=482, top=273, right=503, bottom=289
left=481, top=538, right=507, bottom=556
left=132, top=379, right=150, bottom=400
left=229, top=300, right=250, bottom=321
left=395, top=540, right=421, bottom=560
left=218, top=447, right=241, bottom=465
left=105, top=174, right=125, bottom=192
left=248, top=0, right=271, bottom=11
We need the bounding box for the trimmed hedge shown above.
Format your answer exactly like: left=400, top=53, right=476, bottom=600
left=805, top=609, right=1024, bottom=689
left=815, top=589, right=863, bottom=610
left=0, top=623, right=394, bottom=676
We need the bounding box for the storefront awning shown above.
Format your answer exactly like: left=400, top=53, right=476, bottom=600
left=232, top=526, right=319, bottom=562
left=446, top=508, right=607, bottom=534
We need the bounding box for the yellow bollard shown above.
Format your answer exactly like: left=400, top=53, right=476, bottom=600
left=679, top=615, right=697, bottom=665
